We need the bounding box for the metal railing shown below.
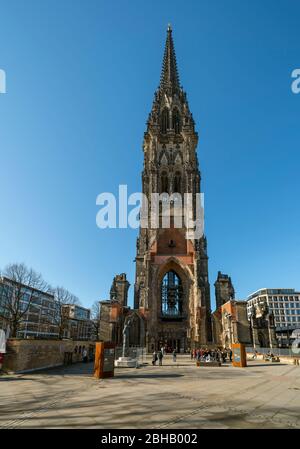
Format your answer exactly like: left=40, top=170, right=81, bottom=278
left=246, top=346, right=299, bottom=358
left=114, top=346, right=147, bottom=364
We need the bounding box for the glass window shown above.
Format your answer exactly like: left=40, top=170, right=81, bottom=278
left=161, top=270, right=183, bottom=317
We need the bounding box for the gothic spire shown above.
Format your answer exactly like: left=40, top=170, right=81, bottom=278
left=160, top=24, right=181, bottom=95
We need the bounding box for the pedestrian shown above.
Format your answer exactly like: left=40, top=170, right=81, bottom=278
left=172, top=349, right=177, bottom=363
left=199, top=348, right=204, bottom=361
left=0, top=353, right=4, bottom=373
left=157, top=349, right=163, bottom=366
left=152, top=351, right=157, bottom=366
left=0, top=329, right=6, bottom=372
left=222, top=350, right=226, bottom=363
left=229, top=348, right=233, bottom=362
left=82, top=348, right=88, bottom=363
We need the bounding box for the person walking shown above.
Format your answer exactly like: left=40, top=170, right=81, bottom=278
left=82, top=348, right=88, bottom=363
left=222, top=350, right=227, bottom=364
left=157, top=349, right=163, bottom=366
left=0, top=329, right=6, bottom=373
left=152, top=351, right=158, bottom=366
left=172, top=349, right=177, bottom=363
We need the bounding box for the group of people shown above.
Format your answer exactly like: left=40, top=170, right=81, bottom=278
left=152, top=347, right=177, bottom=366
left=191, top=347, right=232, bottom=363
left=151, top=346, right=233, bottom=365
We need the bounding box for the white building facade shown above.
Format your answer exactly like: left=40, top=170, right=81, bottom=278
left=247, top=289, right=300, bottom=347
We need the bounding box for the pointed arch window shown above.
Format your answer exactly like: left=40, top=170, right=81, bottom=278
left=161, top=271, right=183, bottom=317
left=161, top=171, right=168, bottom=193
left=172, top=108, right=181, bottom=134
left=160, top=108, right=169, bottom=134
left=174, top=171, right=181, bottom=194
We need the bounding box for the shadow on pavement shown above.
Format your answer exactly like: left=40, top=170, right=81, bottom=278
left=115, top=372, right=184, bottom=379
left=246, top=363, right=288, bottom=367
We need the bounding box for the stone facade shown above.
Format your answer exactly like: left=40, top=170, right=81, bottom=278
left=134, top=26, right=212, bottom=352
left=212, top=300, right=252, bottom=347
left=2, top=339, right=95, bottom=373
left=212, top=296, right=278, bottom=349
left=214, top=271, right=235, bottom=309
left=110, top=273, right=130, bottom=306
left=249, top=301, right=278, bottom=348
left=99, top=273, right=134, bottom=346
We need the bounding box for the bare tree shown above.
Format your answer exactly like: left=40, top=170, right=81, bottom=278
left=90, top=300, right=101, bottom=340
left=0, top=263, right=50, bottom=338
left=51, top=286, right=80, bottom=339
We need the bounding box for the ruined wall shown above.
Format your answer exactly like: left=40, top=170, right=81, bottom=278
left=2, top=339, right=96, bottom=373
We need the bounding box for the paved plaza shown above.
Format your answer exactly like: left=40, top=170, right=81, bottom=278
left=0, top=356, right=300, bottom=429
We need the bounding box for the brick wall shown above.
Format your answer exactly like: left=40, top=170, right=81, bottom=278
left=2, top=339, right=96, bottom=373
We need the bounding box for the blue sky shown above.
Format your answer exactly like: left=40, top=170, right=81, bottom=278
left=0, top=0, right=299, bottom=310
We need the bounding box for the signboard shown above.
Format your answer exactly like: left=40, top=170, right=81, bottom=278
left=94, top=342, right=115, bottom=379
left=232, top=343, right=247, bottom=367
left=103, top=348, right=115, bottom=373
left=233, top=346, right=241, bottom=363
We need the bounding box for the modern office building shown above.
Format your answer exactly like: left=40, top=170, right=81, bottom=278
left=0, top=276, right=59, bottom=339
left=246, top=289, right=300, bottom=347
left=62, top=304, right=93, bottom=340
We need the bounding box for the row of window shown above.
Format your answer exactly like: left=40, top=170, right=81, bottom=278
left=271, top=296, right=299, bottom=301
left=273, top=309, right=300, bottom=315
left=247, top=306, right=300, bottom=314
left=270, top=303, right=300, bottom=309
left=275, top=317, right=300, bottom=322
left=248, top=295, right=299, bottom=304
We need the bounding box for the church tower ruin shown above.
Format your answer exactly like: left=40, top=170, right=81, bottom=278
left=134, top=26, right=212, bottom=352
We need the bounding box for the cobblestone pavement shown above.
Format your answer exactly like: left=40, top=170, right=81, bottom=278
left=0, top=356, right=300, bottom=429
